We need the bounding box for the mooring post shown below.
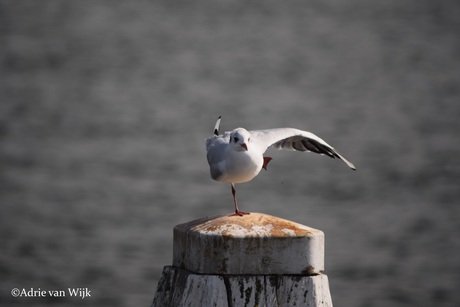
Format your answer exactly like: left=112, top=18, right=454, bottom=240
left=151, top=212, right=333, bottom=306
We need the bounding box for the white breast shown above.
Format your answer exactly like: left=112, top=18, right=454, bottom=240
left=216, top=147, right=263, bottom=184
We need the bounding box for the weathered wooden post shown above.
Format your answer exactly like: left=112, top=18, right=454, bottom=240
left=151, top=212, right=333, bottom=306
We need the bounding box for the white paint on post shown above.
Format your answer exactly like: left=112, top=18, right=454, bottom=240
left=152, top=213, right=333, bottom=307
left=152, top=267, right=333, bottom=307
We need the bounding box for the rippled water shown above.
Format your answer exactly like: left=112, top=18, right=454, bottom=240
left=1, top=1, right=459, bottom=306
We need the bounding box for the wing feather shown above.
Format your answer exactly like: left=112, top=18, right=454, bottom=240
left=250, top=128, right=356, bottom=170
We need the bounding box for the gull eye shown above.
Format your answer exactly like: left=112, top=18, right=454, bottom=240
left=233, top=136, right=239, bottom=143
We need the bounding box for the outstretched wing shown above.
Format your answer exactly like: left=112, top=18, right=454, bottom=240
left=250, top=128, right=356, bottom=170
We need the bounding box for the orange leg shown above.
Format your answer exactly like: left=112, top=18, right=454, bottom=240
left=230, top=183, right=249, bottom=216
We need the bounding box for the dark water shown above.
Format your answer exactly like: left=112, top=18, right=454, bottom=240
left=1, top=1, right=460, bottom=306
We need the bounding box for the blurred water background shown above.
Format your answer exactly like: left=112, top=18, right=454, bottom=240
left=1, top=1, right=460, bottom=306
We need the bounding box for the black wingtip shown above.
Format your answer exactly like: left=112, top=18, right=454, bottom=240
left=213, top=116, right=222, bottom=136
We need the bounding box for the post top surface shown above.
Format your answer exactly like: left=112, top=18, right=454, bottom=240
left=173, top=212, right=325, bottom=274
left=175, top=212, right=321, bottom=238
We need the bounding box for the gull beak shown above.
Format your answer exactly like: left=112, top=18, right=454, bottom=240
left=241, top=143, right=248, bottom=151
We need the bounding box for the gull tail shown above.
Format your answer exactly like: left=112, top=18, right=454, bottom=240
left=213, top=116, right=222, bottom=136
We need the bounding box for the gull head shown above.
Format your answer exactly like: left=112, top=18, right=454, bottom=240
left=230, top=128, right=250, bottom=152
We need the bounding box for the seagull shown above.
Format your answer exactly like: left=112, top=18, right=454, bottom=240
left=205, top=116, right=356, bottom=216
